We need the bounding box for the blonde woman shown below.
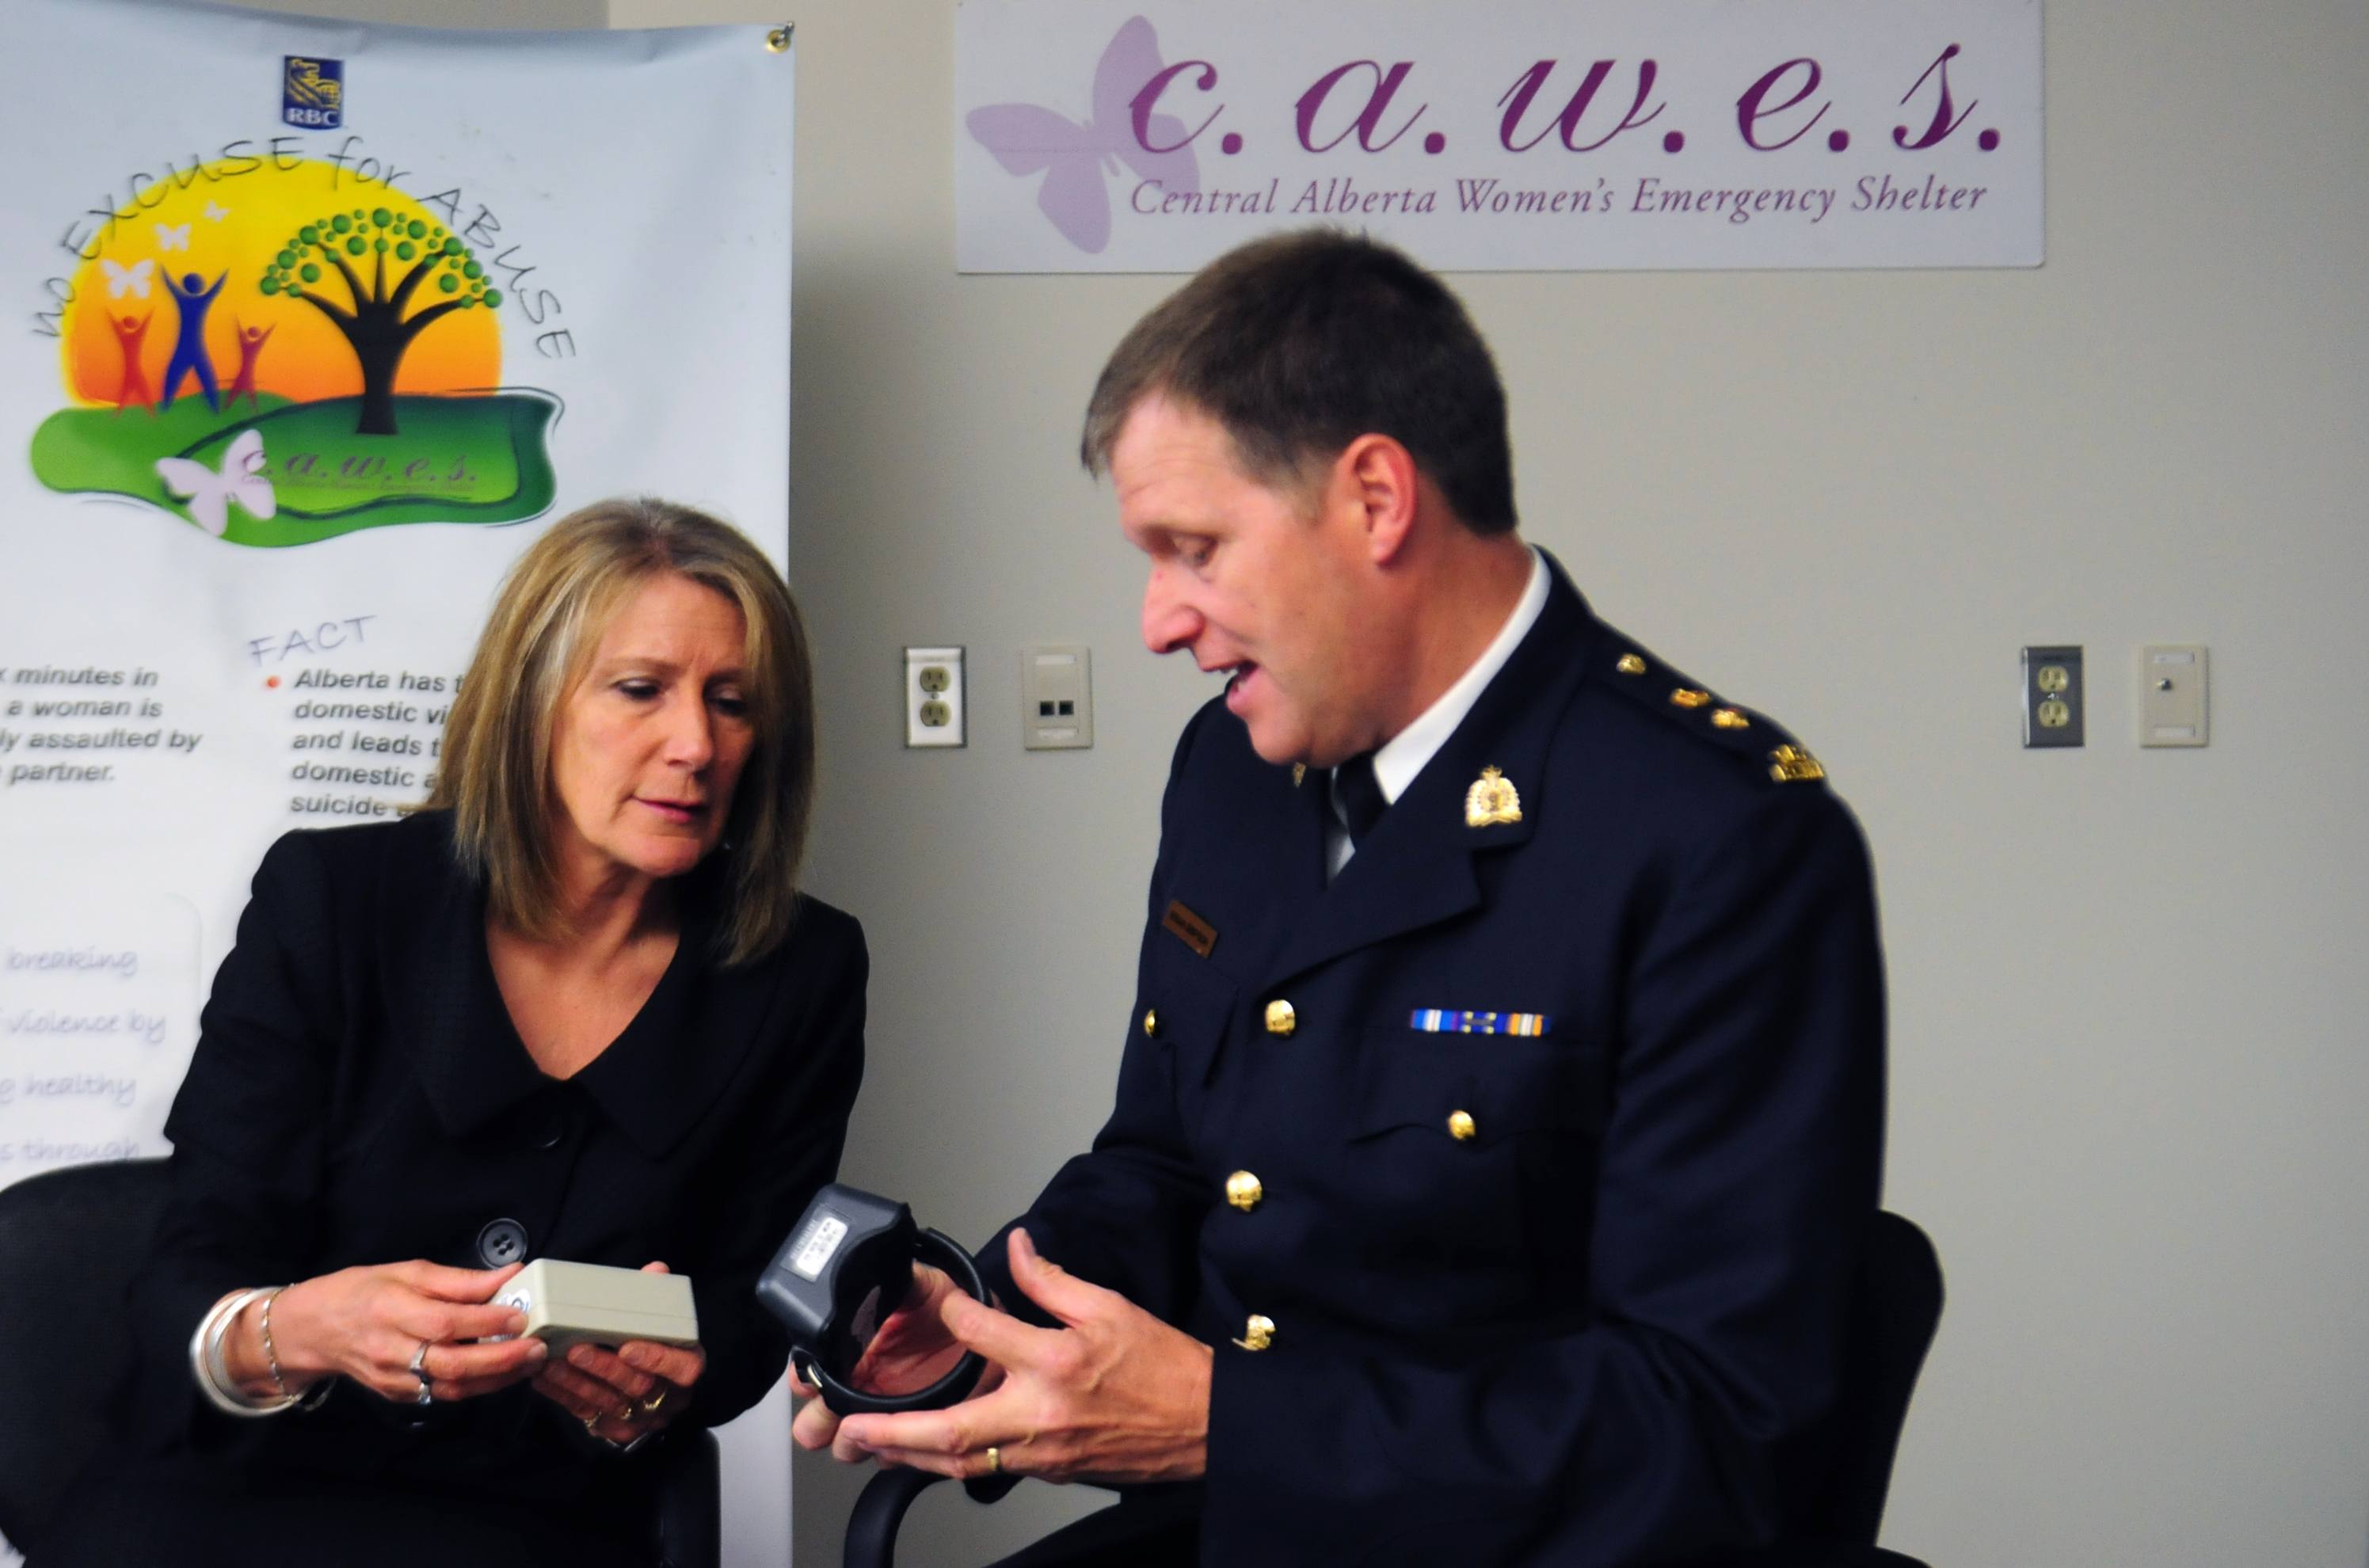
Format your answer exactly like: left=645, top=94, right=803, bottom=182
left=36, top=500, right=864, bottom=1568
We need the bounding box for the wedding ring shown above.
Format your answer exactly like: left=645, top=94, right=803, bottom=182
left=638, top=1387, right=668, bottom=1416
left=985, top=1445, right=1002, bottom=1475
left=410, top=1339, right=434, bottom=1405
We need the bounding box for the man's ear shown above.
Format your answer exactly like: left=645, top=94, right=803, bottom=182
left=1332, top=434, right=1421, bottom=565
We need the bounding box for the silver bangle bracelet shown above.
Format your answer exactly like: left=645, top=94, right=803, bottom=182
left=257, top=1285, right=333, bottom=1410
left=258, top=1285, right=292, bottom=1401
left=190, top=1288, right=302, bottom=1418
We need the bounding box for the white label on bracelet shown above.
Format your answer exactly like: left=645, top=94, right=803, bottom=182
left=788, top=1213, right=849, bottom=1281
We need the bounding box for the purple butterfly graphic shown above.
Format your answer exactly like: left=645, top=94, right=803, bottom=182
left=966, top=15, right=1202, bottom=254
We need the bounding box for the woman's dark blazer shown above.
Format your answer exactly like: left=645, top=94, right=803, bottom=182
left=112, top=809, right=865, bottom=1510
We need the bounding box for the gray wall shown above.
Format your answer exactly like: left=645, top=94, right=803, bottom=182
left=265, top=0, right=2369, bottom=1563
left=687, top=2, right=2367, bottom=1565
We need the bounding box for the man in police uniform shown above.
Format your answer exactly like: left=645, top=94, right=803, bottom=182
left=796, top=230, right=1885, bottom=1566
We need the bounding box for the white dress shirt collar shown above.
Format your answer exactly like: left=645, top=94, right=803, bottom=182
left=1327, top=547, right=1548, bottom=873
left=1369, top=545, right=1549, bottom=805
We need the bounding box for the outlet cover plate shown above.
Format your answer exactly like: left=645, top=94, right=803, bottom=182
left=2022, top=645, right=2084, bottom=748
left=905, top=646, right=965, bottom=748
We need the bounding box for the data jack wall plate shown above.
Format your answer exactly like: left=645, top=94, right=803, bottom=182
left=905, top=646, right=965, bottom=748
left=1021, top=644, right=1093, bottom=750
left=2022, top=645, right=2084, bottom=748
left=2139, top=645, right=2208, bottom=747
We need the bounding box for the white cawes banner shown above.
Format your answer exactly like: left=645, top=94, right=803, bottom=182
left=958, top=0, right=2042, bottom=272
left=0, top=0, right=792, bottom=1193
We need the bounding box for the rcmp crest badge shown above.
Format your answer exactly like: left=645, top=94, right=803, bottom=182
left=1464, top=766, right=1522, bottom=828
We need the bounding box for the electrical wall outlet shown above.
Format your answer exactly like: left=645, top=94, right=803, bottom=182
left=1021, top=644, right=1092, bottom=750
left=2021, top=645, right=2084, bottom=748
left=904, top=646, right=964, bottom=748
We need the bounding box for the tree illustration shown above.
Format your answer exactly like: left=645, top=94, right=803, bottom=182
left=258, top=207, right=502, bottom=436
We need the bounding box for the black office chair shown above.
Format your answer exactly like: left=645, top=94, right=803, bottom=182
left=0, top=1156, right=171, bottom=1554
left=0, top=1158, right=721, bottom=1568
left=841, top=1211, right=1944, bottom=1568
left=1796, top=1211, right=1946, bottom=1556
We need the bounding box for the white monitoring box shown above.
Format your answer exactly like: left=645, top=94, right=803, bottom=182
left=495, top=1258, right=700, bottom=1353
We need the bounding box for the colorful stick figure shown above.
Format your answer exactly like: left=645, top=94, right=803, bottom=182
left=159, top=269, right=227, bottom=413
left=227, top=317, right=277, bottom=412
left=110, top=313, right=155, bottom=416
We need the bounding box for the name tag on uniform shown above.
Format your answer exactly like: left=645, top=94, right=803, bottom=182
left=1410, top=1008, right=1551, bottom=1037
left=1161, top=900, right=1217, bottom=958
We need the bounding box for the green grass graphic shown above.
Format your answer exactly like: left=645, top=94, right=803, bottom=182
left=29, top=390, right=558, bottom=546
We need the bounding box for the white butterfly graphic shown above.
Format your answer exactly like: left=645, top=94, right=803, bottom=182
left=154, top=222, right=191, bottom=252
left=203, top=202, right=229, bottom=223
left=100, top=257, right=154, bottom=299
left=155, top=428, right=276, bottom=539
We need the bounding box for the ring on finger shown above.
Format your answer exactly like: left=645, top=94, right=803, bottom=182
left=409, top=1339, right=435, bottom=1406
left=985, top=1445, right=1002, bottom=1475
left=581, top=1408, right=601, bottom=1433
left=637, top=1387, right=668, bottom=1417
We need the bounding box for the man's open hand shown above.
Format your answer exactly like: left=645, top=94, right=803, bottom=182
left=814, top=1228, right=1212, bottom=1486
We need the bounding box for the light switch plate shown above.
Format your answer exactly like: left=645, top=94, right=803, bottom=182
left=2139, top=645, right=2207, bottom=747
left=2021, top=645, right=2084, bottom=748
left=904, top=646, right=965, bottom=748
left=1021, top=644, right=1092, bottom=750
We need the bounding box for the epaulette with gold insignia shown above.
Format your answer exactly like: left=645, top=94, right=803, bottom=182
left=1603, top=648, right=1827, bottom=785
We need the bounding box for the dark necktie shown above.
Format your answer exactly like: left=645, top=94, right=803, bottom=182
left=1330, top=752, right=1387, bottom=846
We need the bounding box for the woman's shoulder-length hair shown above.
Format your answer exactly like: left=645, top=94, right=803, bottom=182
left=425, top=497, right=816, bottom=966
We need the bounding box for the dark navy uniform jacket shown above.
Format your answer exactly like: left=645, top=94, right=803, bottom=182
left=988, top=554, right=1885, bottom=1566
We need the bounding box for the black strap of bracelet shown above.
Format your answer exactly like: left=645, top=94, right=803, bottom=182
left=794, top=1228, right=988, bottom=1416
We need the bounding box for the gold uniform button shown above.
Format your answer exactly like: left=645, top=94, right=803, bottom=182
left=1233, top=1314, right=1276, bottom=1352
left=1224, top=1170, right=1263, bottom=1212
left=1711, top=707, right=1750, bottom=730
left=1617, top=653, right=1647, bottom=676
left=1264, top=999, right=1297, bottom=1037
left=1447, top=1109, right=1477, bottom=1142
left=1670, top=687, right=1712, bottom=710
left=1142, top=1008, right=1159, bottom=1038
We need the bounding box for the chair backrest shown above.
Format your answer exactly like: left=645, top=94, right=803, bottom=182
left=0, top=1158, right=172, bottom=1548
left=0, top=1157, right=726, bottom=1567
left=1800, top=1208, right=1944, bottom=1545
left=650, top=1429, right=722, bottom=1568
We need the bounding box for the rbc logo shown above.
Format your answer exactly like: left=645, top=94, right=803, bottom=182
left=283, top=55, right=345, bottom=129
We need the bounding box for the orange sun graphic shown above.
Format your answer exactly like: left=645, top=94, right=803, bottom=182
left=63, top=158, right=501, bottom=411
